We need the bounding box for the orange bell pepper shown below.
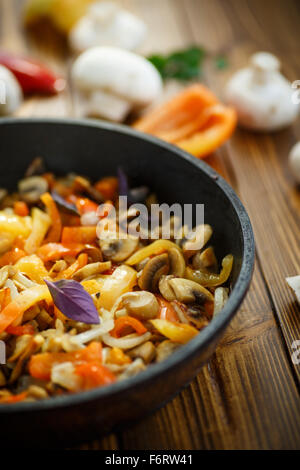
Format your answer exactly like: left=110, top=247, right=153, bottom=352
left=0, top=285, right=52, bottom=334
left=134, top=84, right=237, bottom=159
left=0, top=287, right=11, bottom=311
left=111, top=316, right=147, bottom=338
left=6, top=324, right=35, bottom=336
left=56, top=252, right=88, bottom=279
left=157, top=296, right=179, bottom=323
left=66, top=196, right=98, bottom=215
left=13, top=201, right=29, bottom=217
left=61, top=226, right=97, bottom=245
left=0, top=391, right=28, bottom=404
left=37, top=242, right=84, bottom=262
left=40, top=192, right=62, bottom=243
left=75, top=362, right=116, bottom=389
left=0, top=247, right=26, bottom=267
left=94, top=177, right=118, bottom=200
left=29, top=341, right=102, bottom=381
left=107, top=347, right=132, bottom=365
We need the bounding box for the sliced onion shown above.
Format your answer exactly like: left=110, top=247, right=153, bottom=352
left=70, top=319, right=114, bottom=346
left=102, top=331, right=151, bottom=350
left=213, top=287, right=229, bottom=316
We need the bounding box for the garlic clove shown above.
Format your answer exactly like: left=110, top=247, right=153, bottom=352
left=286, top=275, right=300, bottom=304
left=288, top=141, right=300, bottom=184
left=225, top=52, right=299, bottom=132
left=0, top=64, right=23, bottom=115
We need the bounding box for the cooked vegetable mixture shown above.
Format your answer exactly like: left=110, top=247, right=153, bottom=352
left=0, top=159, right=233, bottom=403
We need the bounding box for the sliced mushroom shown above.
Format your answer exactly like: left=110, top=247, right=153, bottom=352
left=72, top=261, right=111, bottom=281
left=192, top=246, right=217, bottom=271
left=99, top=231, right=139, bottom=262
left=168, top=246, right=186, bottom=276
left=156, top=340, right=180, bottom=363
left=138, top=253, right=169, bottom=291
left=180, top=224, right=213, bottom=258
left=82, top=244, right=103, bottom=262
left=74, top=175, right=104, bottom=203
left=128, top=341, right=156, bottom=364
left=159, top=277, right=214, bottom=304
left=158, top=275, right=176, bottom=302
left=121, top=291, right=159, bottom=319
left=18, top=176, right=48, bottom=204
left=118, top=358, right=146, bottom=380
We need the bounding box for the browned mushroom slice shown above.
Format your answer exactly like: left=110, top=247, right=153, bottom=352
left=180, top=224, right=213, bottom=259
left=121, top=291, right=159, bottom=319
left=138, top=253, right=169, bottom=291
left=168, top=246, right=185, bottom=277
left=128, top=341, right=156, bottom=364
left=192, top=246, right=217, bottom=271
left=99, top=231, right=139, bottom=262
left=18, top=176, right=48, bottom=204
left=159, top=277, right=214, bottom=304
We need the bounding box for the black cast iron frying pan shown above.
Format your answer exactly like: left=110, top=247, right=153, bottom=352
left=0, top=119, right=255, bottom=447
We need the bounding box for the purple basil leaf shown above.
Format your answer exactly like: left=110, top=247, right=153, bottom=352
left=117, top=166, right=129, bottom=198
left=45, top=279, right=100, bottom=324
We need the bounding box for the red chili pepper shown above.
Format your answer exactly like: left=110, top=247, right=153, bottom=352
left=0, top=52, right=65, bottom=95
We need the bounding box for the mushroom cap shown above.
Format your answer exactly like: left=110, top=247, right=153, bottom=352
left=72, top=46, right=163, bottom=106
left=69, top=1, right=147, bottom=52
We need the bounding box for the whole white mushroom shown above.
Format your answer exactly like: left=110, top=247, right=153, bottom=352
left=289, top=141, right=300, bottom=184
left=69, top=1, right=147, bottom=53
left=0, top=65, right=22, bottom=115
left=225, top=52, right=299, bottom=132
left=71, top=46, right=163, bottom=122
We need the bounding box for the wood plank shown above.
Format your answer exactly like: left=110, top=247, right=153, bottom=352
left=183, top=0, right=300, bottom=381
left=121, top=263, right=300, bottom=450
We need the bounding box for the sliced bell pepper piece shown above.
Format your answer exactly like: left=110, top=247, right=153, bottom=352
left=56, top=252, right=88, bottom=280
left=157, top=296, right=179, bottom=322
left=185, top=254, right=233, bottom=287
left=14, top=254, right=49, bottom=284
left=0, top=391, right=28, bottom=404
left=151, top=318, right=198, bottom=344
left=13, top=201, right=29, bottom=217
left=0, top=247, right=26, bottom=267
left=125, top=240, right=181, bottom=266
left=37, top=242, right=84, bottom=262
left=107, top=347, right=132, bottom=365
left=94, top=177, right=118, bottom=200
left=40, top=192, right=62, bottom=243
left=61, top=226, right=97, bottom=245
left=29, top=341, right=102, bottom=381
left=111, top=316, right=147, bottom=338
left=74, top=362, right=116, bottom=389
left=134, top=84, right=236, bottom=159
left=0, top=285, right=52, bottom=334
left=6, top=324, right=35, bottom=336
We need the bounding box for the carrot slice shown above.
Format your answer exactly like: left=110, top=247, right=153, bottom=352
left=0, top=248, right=26, bottom=267
left=56, top=252, right=88, bottom=280
left=37, top=242, right=84, bottom=262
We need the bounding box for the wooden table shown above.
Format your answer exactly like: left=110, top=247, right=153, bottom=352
left=0, top=0, right=299, bottom=450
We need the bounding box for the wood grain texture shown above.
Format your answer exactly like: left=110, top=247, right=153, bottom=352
left=0, top=0, right=299, bottom=450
